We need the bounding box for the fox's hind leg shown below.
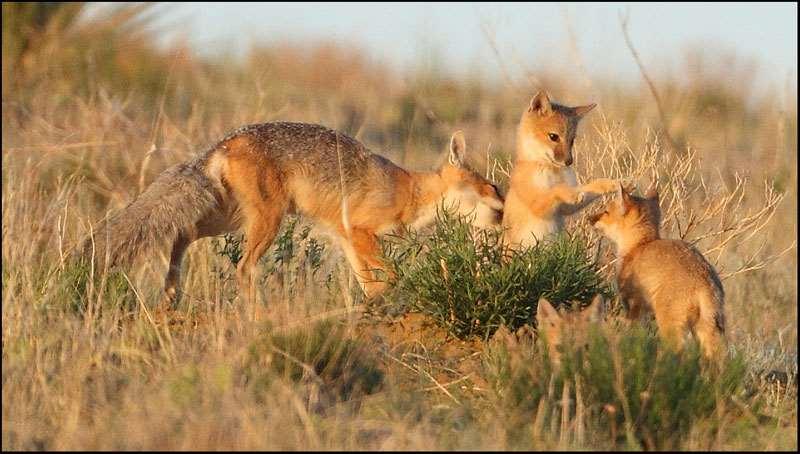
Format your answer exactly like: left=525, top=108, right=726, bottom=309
left=694, top=305, right=727, bottom=362
left=653, top=308, right=688, bottom=353
left=224, top=152, right=289, bottom=307
left=236, top=202, right=287, bottom=307
left=161, top=234, right=191, bottom=306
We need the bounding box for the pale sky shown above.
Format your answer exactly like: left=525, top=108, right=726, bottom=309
left=125, top=2, right=797, bottom=94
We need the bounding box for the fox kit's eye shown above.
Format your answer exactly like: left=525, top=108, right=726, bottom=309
left=548, top=133, right=560, bottom=142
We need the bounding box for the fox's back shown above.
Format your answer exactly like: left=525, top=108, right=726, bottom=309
left=621, top=239, right=724, bottom=307
left=218, top=122, right=398, bottom=183
left=210, top=122, right=412, bottom=231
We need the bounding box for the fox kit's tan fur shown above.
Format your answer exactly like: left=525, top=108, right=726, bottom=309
left=502, top=91, right=618, bottom=248
left=536, top=296, right=604, bottom=368
left=590, top=184, right=726, bottom=359
left=82, top=122, right=504, bottom=303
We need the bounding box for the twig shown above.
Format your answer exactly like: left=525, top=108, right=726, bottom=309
left=477, top=16, right=516, bottom=89
left=122, top=271, right=176, bottom=364
left=561, top=6, right=598, bottom=101
left=381, top=350, right=461, bottom=404
left=619, top=9, right=681, bottom=154
left=137, top=143, right=157, bottom=194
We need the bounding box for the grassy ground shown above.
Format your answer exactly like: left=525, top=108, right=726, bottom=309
left=2, top=3, right=797, bottom=450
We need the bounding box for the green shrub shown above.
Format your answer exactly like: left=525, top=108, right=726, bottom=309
left=381, top=207, right=612, bottom=340
left=51, top=258, right=136, bottom=315
left=213, top=215, right=329, bottom=293
left=484, top=324, right=758, bottom=450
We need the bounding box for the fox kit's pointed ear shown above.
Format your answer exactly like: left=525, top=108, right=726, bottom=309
left=572, top=103, right=597, bottom=118
left=582, top=295, right=605, bottom=322
left=536, top=298, right=561, bottom=325
left=448, top=130, right=467, bottom=168
left=617, top=181, right=633, bottom=213
left=529, top=91, right=552, bottom=116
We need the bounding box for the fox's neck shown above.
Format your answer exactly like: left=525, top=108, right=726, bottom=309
left=403, top=171, right=447, bottom=228
left=615, top=222, right=660, bottom=258
left=516, top=134, right=554, bottom=166
left=512, top=159, right=564, bottom=175
left=511, top=159, right=575, bottom=189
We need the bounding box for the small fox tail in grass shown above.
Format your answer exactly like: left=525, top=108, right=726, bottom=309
left=79, top=157, right=220, bottom=270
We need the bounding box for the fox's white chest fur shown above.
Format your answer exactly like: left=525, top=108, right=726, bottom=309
left=504, top=165, right=578, bottom=248
left=530, top=165, right=577, bottom=188
left=508, top=214, right=559, bottom=248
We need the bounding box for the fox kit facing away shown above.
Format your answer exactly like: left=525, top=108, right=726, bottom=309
left=502, top=91, right=618, bottom=248
left=82, top=122, right=504, bottom=303
left=536, top=296, right=604, bottom=368
left=589, top=183, right=727, bottom=359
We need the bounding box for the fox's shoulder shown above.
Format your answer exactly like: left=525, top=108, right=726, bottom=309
left=638, top=239, right=705, bottom=260
left=627, top=239, right=722, bottom=290
left=629, top=239, right=693, bottom=265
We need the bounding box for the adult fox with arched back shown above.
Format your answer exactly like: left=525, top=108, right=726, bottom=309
left=80, top=123, right=504, bottom=304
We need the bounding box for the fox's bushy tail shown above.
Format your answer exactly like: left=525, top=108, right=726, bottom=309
left=79, top=159, right=220, bottom=269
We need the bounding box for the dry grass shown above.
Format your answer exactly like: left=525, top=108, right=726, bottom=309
left=2, top=3, right=796, bottom=450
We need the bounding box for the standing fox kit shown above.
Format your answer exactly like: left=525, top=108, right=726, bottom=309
left=502, top=91, right=619, bottom=248
left=84, top=122, right=504, bottom=303
left=590, top=184, right=727, bottom=359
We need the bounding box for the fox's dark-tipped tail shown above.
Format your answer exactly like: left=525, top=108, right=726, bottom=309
left=79, top=159, right=221, bottom=269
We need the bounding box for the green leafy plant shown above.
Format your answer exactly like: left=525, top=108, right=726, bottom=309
left=484, top=324, right=757, bottom=450
left=381, top=207, right=612, bottom=340
left=51, top=258, right=135, bottom=315
left=213, top=216, right=328, bottom=289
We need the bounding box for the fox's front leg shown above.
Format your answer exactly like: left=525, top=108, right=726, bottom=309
left=579, top=178, right=619, bottom=195
left=341, top=228, right=390, bottom=300
left=525, top=184, right=583, bottom=217
left=560, top=178, right=619, bottom=215
left=236, top=204, right=286, bottom=307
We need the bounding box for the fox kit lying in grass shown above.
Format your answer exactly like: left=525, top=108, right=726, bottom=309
left=536, top=296, right=604, bottom=369
left=589, top=183, right=727, bottom=359
left=502, top=91, right=619, bottom=248
left=81, top=123, right=504, bottom=303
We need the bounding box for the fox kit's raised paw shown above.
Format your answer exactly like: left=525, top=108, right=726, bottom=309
left=553, top=185, right=583, bottom=206
left=571, top=190, right=587, bottom=206
left=582, top=178, right=619, bottom=195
